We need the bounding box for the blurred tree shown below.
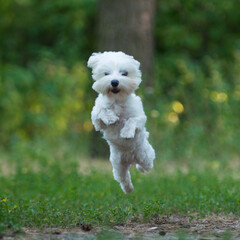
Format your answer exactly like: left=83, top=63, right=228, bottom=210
left=90, top=0, right=156, bottom=157
left=98, top=0, right=155, bottom=87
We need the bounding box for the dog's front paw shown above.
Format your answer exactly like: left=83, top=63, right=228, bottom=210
left=108, top=114, right=119, bottom=125
left=101, top=114, right=119, bottom=125
left=120, top=126, right=136, bottom=139
left=93, top=119, right=107, bottom=131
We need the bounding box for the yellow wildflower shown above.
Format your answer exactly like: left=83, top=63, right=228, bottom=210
left=0, top=198, right=7, bottom=203
left=172, top=101, right=184, bottom=114
left=168, top=112, right=179, bottom=123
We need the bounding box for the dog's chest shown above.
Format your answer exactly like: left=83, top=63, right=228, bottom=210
left=103, top=104, right=129, bottom=138
left=112, top=104, right=129, bottom=122
left=103, top=102, right=138, bottom=146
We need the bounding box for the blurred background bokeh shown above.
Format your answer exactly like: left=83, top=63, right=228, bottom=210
left=1, top=0, right=240, bottom=162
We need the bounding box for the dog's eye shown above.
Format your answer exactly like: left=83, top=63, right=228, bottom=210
left=104, top=72, right=110, bottom=76
left=121, top=71, right=128, bottom=76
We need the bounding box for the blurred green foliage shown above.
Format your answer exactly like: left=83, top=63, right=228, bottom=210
left=0, top=0, right=240, bottom=159
left=0, top=0, right=96, bottom=148
left=151, top=0, right=240, bottom=159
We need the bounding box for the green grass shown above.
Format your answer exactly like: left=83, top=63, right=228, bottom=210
left=0, top=145, right=240, bottom=234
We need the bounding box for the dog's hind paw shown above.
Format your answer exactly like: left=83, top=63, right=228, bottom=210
left=136, top=164, right=146, bottom=173
left=120, top=182, right=134, bottom=194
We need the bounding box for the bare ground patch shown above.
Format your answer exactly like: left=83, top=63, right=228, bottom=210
left=119, top=213, right=240, bottom=238
left=2, top=214, right=240, bottom=239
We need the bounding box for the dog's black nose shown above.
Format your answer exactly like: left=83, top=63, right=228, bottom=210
left=111, top=80, right=119, bottom=87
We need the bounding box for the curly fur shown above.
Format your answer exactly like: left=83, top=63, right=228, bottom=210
left=88, top=51, right=155, bottom=193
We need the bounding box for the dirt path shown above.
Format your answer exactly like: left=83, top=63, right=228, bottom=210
left=119, top=214, right=240, bottom=239
left=2, top=214, right=240, bottom=239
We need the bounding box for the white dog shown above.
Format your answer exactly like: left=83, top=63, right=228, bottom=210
left=88, top=51, right=155, bottom=193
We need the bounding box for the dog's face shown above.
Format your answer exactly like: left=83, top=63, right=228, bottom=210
left=88, top=51, right=142, bottom=99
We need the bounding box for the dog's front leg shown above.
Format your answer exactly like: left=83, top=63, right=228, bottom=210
left=120, top=116, right=146, bottom=138
left=98, top=108, right=119, bottom=126
left=91, top=107, right=119, bottom=131
left=91, top=106, right=106, bottom=131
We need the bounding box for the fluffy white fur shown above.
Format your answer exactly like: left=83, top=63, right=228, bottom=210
left=88, top=51, right=155, bottom=193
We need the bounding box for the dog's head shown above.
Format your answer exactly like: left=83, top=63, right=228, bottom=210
left=88, top=51, right=142, bottom=99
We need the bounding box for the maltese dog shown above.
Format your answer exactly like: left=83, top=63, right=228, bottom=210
left=88, top=51, right=155, bottom=193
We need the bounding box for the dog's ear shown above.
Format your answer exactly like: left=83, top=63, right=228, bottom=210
left=126, top=53, right=141, bottom=69
left=87, top=52, right=102, bottom=69
left=134, top=59, right=140, bottom=69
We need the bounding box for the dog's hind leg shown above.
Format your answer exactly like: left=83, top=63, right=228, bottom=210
left=110, top=147, right=133, bottom=193
left=136, top=139, right=155, bottom=173
left=113, top=164, right=133, bottom=194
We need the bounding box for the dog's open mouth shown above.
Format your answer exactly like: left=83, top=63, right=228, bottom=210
left=111, top=88, right=120, bottom=94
